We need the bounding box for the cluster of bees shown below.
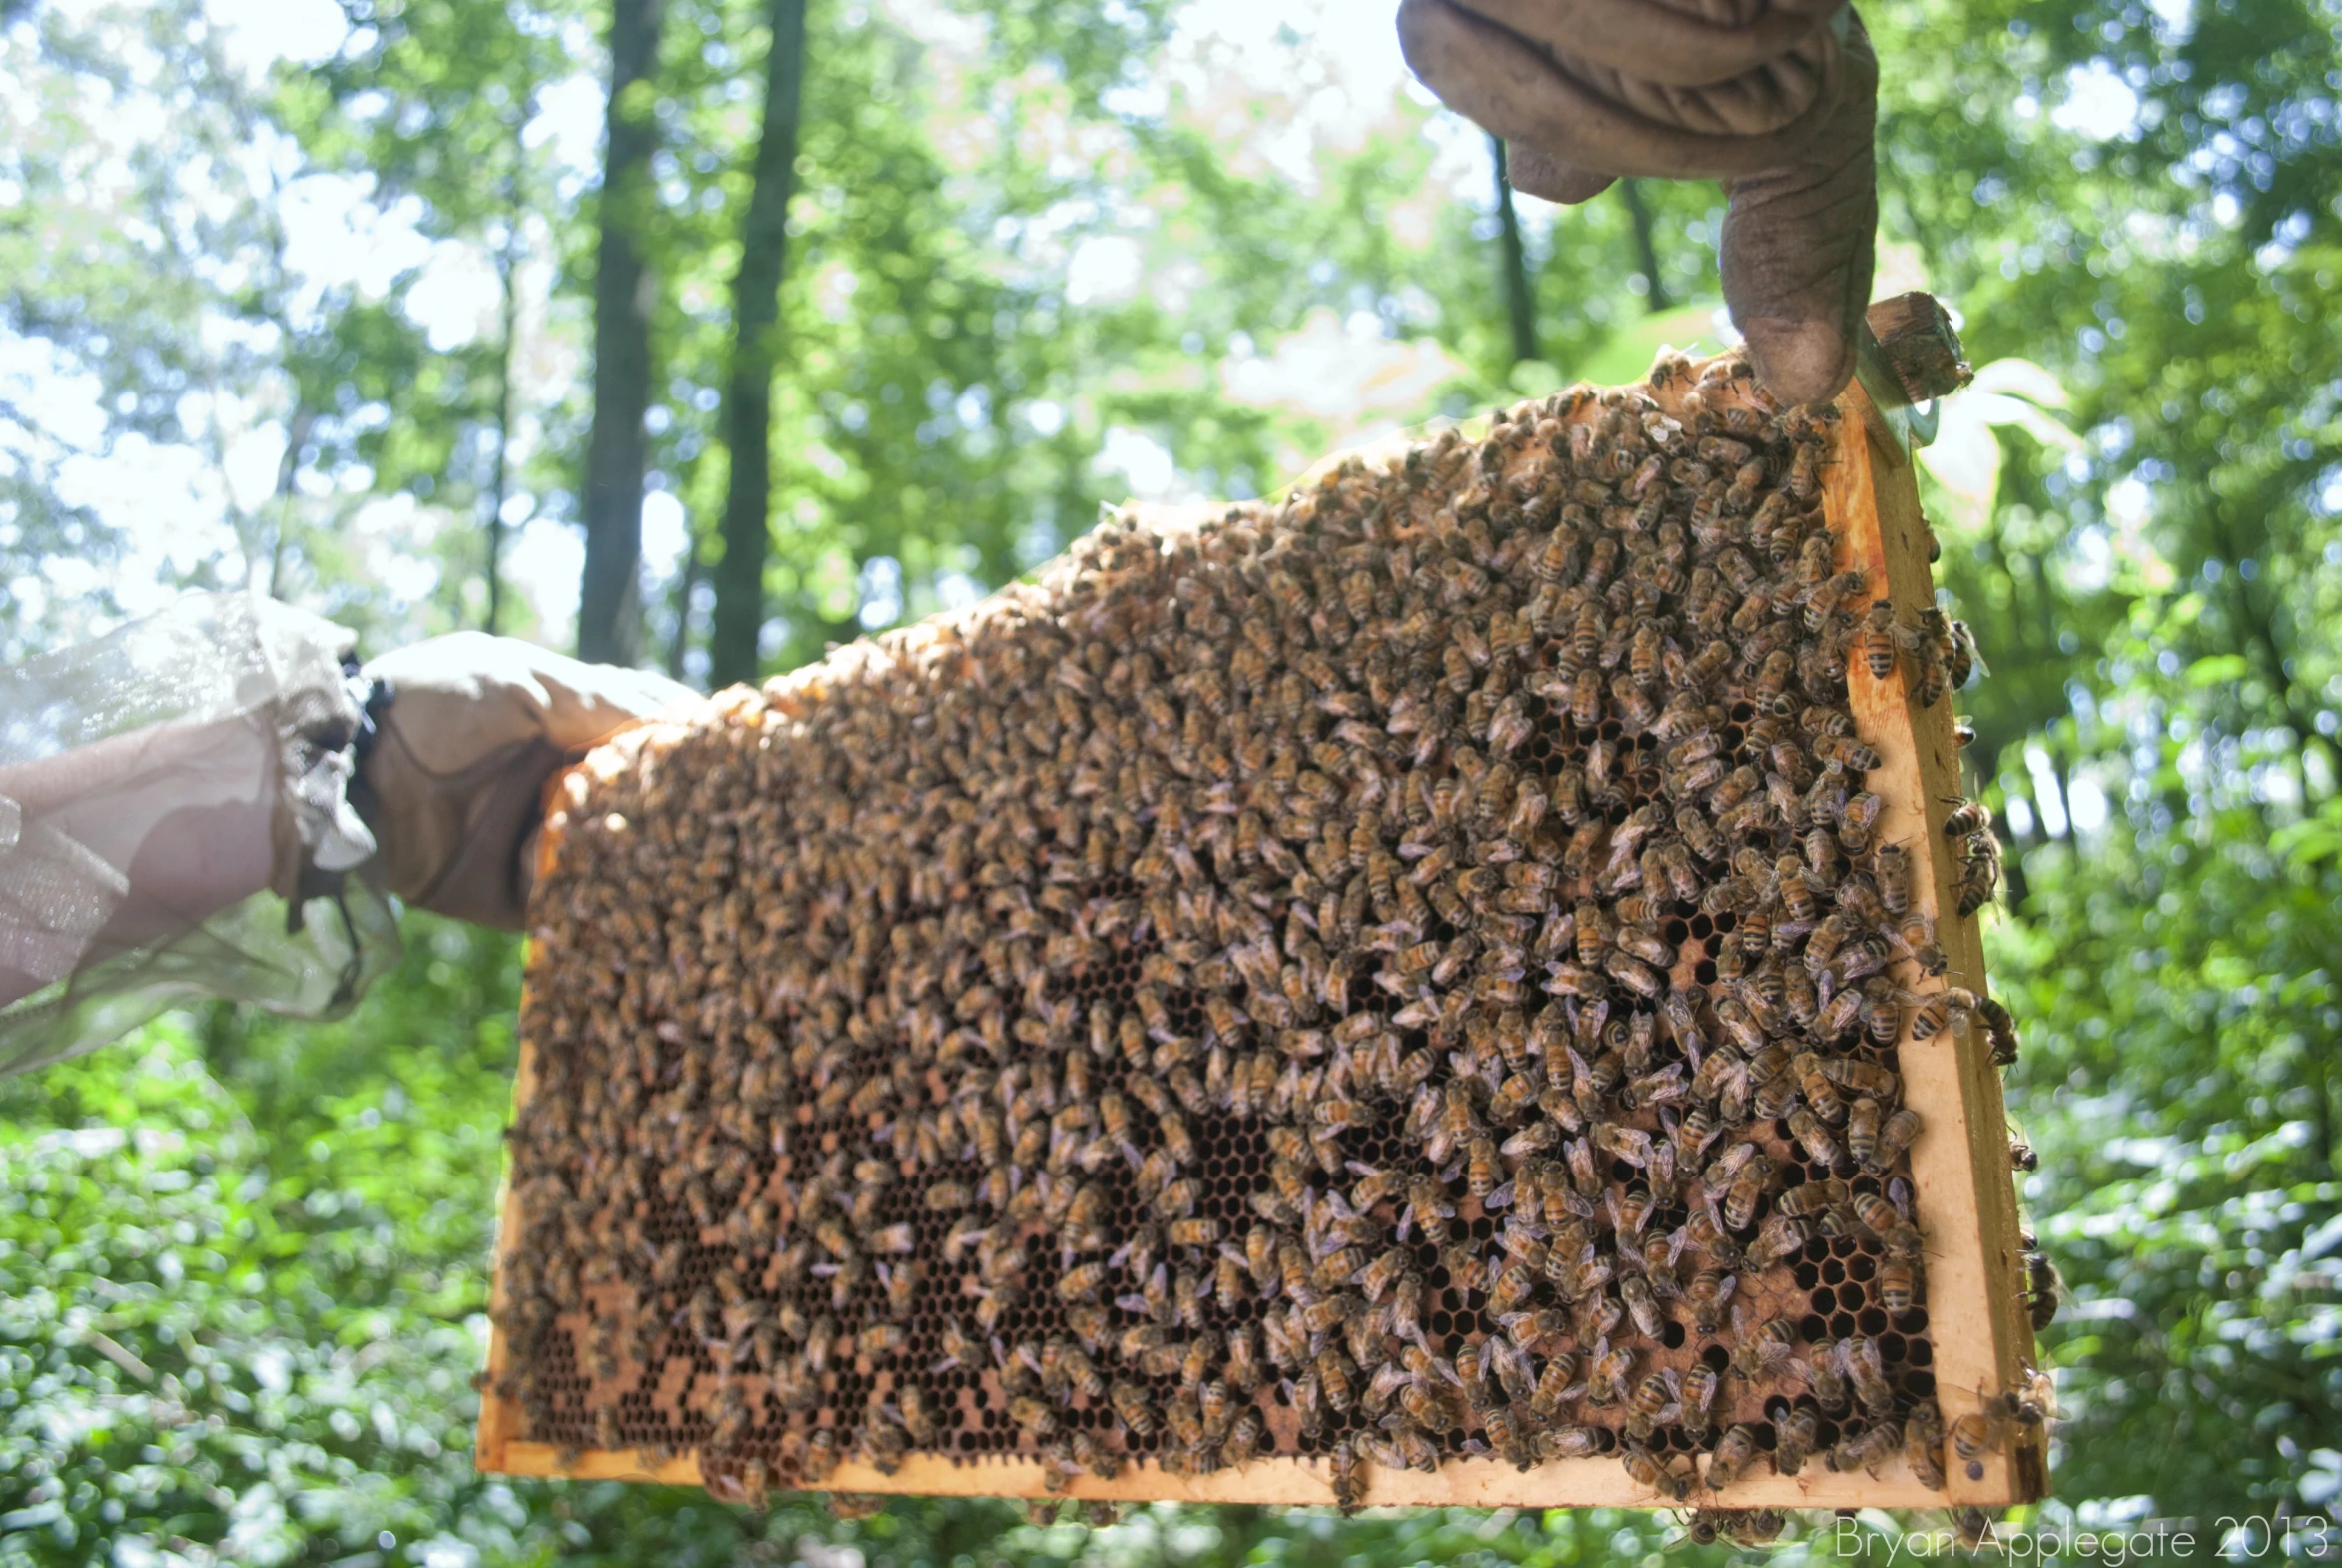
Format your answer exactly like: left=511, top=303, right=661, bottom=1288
left=499, top=350, right=2041, bottom=1517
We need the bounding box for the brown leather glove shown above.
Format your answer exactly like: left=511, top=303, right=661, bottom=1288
left=1396, top=0, right=1878, bottom=405
left=354, top=634, right=695, bottom=930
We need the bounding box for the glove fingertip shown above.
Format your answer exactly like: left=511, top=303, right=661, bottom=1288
left=1737, top=315, right=1859, bottom=407
left=1505, top=143, right=1617, bottom=205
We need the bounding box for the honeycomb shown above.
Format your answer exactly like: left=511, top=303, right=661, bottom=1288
left=495, top=351, right=2012, bottom=1506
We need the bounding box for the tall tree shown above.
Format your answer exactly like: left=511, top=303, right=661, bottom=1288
left=484, top=111, right=531, bottom=637
left=1488, top=136, right=1538, bottom=366
left=1618, top=178, right=1671, bottom=311
left=577, top=0, right=666, bottom=665
left=708, top=0, right=810, bottom=688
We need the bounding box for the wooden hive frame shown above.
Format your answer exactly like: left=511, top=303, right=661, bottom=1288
left=477, top=298, right=2048, bottom=1511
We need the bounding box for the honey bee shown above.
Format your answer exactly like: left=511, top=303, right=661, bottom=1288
left=1830, top=1418, right=1904, bottom=1476
left=1948, top=1402, right=2000, bottom=1481
left=1745, top=1211, right=1810, bottom=1269
left=1591, top=1121, right=1657, bottom=1172
left=1720, top=1150, right=1774, bottom=1232
left=1956, top=832, right=2003, bottom=916
left=1929, top=615, right=1979, bottom=689
left=1587, top=1338, right=1636, bottom=1407
left=1057, top=1261, right=1110, bottom=1303
left=1538, top=1424, right=1608, bottom=1462
left=1841, top=1097, right=1885, bottom=1170
left=1168, top=1217, right=1221, bottom=1247
left=1703, top=1421, right=1761, bottom=1489
left=1527, top=1353, right=1582, bottom=1419
left=1840, top=1334, right=1894, bottom=1416
left=1978, top=993, right=2023, bottom=1066
left=1787, top=1107, right=1844, bottom=1168
left=1774, top=1176, right=1844, bottom=1220
left=1938, top=794, right=1990, bottom=840
left=1619, top=1272, right=1667, bottom=1338
left=1852, top=1189, right=1923, bottom=1257
left=2026, top=1248, right=2062, bottom=1330
left=1677, top=1264, right=1733, bottom=1335
left=1790, top=1051, right=1848, bottom=1126
left=1772, top=1403, right=1818, bottom=1476
left=1454, top=1339, right=1495, bottom=1412
left=1008, top=1394, right=1059, bottom=1438
left=1620, top=1439, right=1691, bottom=1501
left=1464, top=1134, right=1501, bottom=1198
left=1630, top=1366, right=1686, bottom=1441
left=1861, top=601, right=1898, bottom=681
left=1615, top=924, right=1676, bottom=970
left=1864, top=1254, right=1920, bottom=1328
left=1097, top=1378, right=1155, bottom=1443
left=1159, top=1109, right=1197, bottom=1165
left=1954, top=1509, right=2002, bottom=1551
left=1398, top=1174, right=1455, bottom=1244
left=1328, top=1436, right=1366, bottom=1513
left=1482, top=1402, right=1534, bottom=1469
left=1721, top=1306, right=1797, bottom=1381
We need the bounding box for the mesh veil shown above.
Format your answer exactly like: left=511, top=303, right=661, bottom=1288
left=0, top=593, right=399, bottom=1077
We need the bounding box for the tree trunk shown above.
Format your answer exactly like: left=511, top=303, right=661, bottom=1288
left=2206, top=504, right=2338, bottom=798
left=1619, top=179, right=1671, bottom=312
left=265, top=404, right=316, bottom=600
left=577, top=0, right=665, bottom=665
left=1489, top=135, right=1538, bottom=367
left=485, top=203, right=522, bottom=636
left=708, top=0, right=810, bottom=689
left=666, top=529, right=702, bottom=682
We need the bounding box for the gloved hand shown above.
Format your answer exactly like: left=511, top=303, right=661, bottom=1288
left=1395, top=0, right=1878, bottom=405
left=354, top=634, right=695, bottom=930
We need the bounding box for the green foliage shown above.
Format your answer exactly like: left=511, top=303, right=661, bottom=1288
left=0, top=920, right=520, bottom=1568
left=5, top=0, right=2342, bottom=1556
left=1863, top=0, right=2342, bottom=1523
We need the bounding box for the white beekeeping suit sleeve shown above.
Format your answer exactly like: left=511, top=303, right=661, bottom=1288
left=0, top=592, right=394, bottom=1077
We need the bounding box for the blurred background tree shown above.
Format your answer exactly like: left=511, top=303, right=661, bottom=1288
left=2, top=0, right=2340, bottom=1561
